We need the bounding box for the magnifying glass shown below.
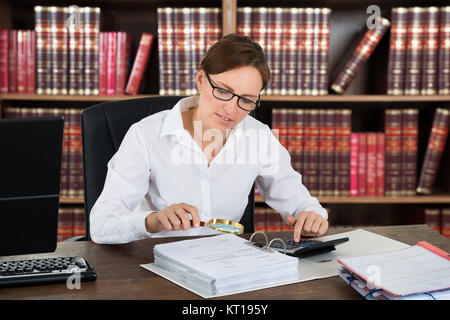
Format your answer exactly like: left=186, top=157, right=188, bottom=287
left=196, top=219, right=244, bottom=234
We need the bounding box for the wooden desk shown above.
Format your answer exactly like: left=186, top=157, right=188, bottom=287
left=1, top=225, right=449, bottom=300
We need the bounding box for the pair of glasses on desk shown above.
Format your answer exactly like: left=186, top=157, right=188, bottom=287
left=197, top=219, right=348, bottom=258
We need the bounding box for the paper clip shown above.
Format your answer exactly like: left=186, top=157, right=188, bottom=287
left=246, top=231, right=287, bottom=254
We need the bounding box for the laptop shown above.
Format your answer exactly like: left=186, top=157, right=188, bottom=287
left=0, top=116, right=96, bottom=287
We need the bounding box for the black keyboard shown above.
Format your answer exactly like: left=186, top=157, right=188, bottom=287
left=0, top=256, right=97, bottom=288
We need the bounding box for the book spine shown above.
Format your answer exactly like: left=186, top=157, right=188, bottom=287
left=68, top=6, right=84, bottom=95
left=35, top=6, right=51, bottom=95
left=52, top=7, right=68, bottom=95
left=402, top=109, right=419, bottom=196
left=310, top=8, right=321, bottom=96
left=252, top=7, right=268, bottom=95
left=334, top=109, right=351, bottom=197
left=289, top=109, right=304, bottom=175
left=295, top=8, right=304, bottom=95
left=318, top=8, right=331, bottom=96
left=266, top=208, right=282, bottom=232
left=0, top=30, right=8, bottom=93
left=442, top=208, right=450, bottom=238
left=279, top=8, right=288, bottom=95
left=116, top=32, right=128, bottom=95
left=190, top=8, right=205, bottom=95
left=331, top=17, right=390, bottom=94
left=17, top=30, right=27, bottom=94
left=26, top=31, right=36, bottom=94
left=404, top=7, right=424, bottom=95
left=83, top=7, right=100, bottom=95
left=420, top=7, right=439, bottom=95
left=8, top=30, right=17, bottom=93
left=385, top=109, right=403, bottom=196
left=254, top=207, right=266, bottom=232
left=318, top=109, right=335, bottom=197
left=73, top=207, right=85, bottom=237
left=106, top=32, right=117, bottom=95
left=424, top=208, right=441, bottom=234
left=68, top=108, right=84, bottom=198
left=303, top=109, right=320, bottom=195
left=438, top=7, right=450, bottom=94
left=271, top=108, right=289, bottom=149
left=172, top=8, right=182, bottom=95
left=157, top=8, right=170, bottom=95
left=350, top=133, right=359, bottom=196
left=60, top=108, right=70, bottom=198
left=285, top=8, right=298, bottom=96
left=125, top=33, right=154, bottom=95
left=376, top=133, right=385, bottom=197
left=58, top=207, right=73, bottom=241
left=387, top=7, right=409, bottom=95
left=417, top=108, right=450, bottom=194
left=302, top=8, right=314, bottom=95
left=366, top=133, right=377, bottom=197
left=357, top=133, right=367, bottom=196
left=264, top=7, right=275, bottom=95
left=98, top=32, right=107, bottom=95
left=272, top=8, right=283, bottom=96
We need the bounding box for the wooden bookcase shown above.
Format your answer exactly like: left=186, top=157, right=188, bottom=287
left=1, top=0, right=450, bottom=229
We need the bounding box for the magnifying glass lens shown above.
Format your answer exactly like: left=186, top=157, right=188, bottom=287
left=209, top=223, right=242, bottom=233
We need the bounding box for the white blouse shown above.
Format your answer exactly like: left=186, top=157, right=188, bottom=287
left=89, top=96, right=327, bottom=244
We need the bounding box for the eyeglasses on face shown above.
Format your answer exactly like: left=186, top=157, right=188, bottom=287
left=205, top=73, right=260, bottom=112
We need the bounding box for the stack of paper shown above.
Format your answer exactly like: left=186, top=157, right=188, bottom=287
left=337, top=241, right=450, bottom=300
left=147, top=234, right=300, bottom=297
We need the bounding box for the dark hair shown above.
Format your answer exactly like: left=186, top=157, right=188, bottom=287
left=200, top=33, right=270, bottom=90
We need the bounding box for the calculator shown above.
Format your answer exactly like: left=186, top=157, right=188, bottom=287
left=254, top=237, right=349, bottom=257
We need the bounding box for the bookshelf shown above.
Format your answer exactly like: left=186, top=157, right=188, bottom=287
left=1, top=0, right=450, bottom=236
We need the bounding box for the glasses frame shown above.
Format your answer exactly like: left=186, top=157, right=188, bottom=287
left=205, top=73, right=260, bottom=112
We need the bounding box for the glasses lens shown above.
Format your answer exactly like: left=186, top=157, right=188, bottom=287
left=238, top=98, right=257, bottom=111
left=213, top=87, right=234, bottom=101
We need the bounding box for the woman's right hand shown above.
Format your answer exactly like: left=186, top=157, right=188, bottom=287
left=145, top=203, right=201, bottom=233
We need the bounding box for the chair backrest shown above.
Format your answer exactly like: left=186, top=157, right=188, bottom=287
left=82, top=96, right=254, bottom=240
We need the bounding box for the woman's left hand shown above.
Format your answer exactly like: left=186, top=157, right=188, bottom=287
left=287, top=211, right=329, bottom=242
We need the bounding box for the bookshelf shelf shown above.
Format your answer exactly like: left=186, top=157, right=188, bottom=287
left=1, top=94, right=449, bottom=103
left=255, top=195, right=450, bottom=204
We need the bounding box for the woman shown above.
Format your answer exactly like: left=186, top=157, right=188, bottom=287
left=90, top=33, right=328, bottom=244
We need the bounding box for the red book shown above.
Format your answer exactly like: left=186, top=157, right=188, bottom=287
left=366, top=133, right=377, bottom=197
left=376, top=133, right=385, bottom=197
left=17, top=30, right=27, bottom=94
left=358, top=133, right=367, bottom=196
left=0, top=30, right=8, bottom=93
left=288, top=109, right=304, bottom=175
left=404, top=7, right=424, bottom=95
left=106, top=32, right=117, bottom=95
left=334, top=109, right=351, bottom=196
left=125, top=33, right=155, bottom=95
left=254, top=207, right=267, bottom=232
left=350, top=133, right=359, bottom=197
left=318, top=110, right=335, bottom=197
left=98, top=32, right=108, bottom=95
left=8, top=30, right=17, bottom=93
left=272, top=108, right=289, bottom=149
left=116, top=32, right=132, bottom=95
left=26, top=30, right=36, bottom=94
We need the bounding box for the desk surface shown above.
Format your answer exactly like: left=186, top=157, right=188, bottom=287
left=1, top=224, right=449, bottom=300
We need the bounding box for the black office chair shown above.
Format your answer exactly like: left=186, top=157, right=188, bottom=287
left=79, top=96, right=254, bottom=241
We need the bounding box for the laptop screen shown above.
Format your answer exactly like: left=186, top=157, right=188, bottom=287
left=0, top=117, right=64, bottom=256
